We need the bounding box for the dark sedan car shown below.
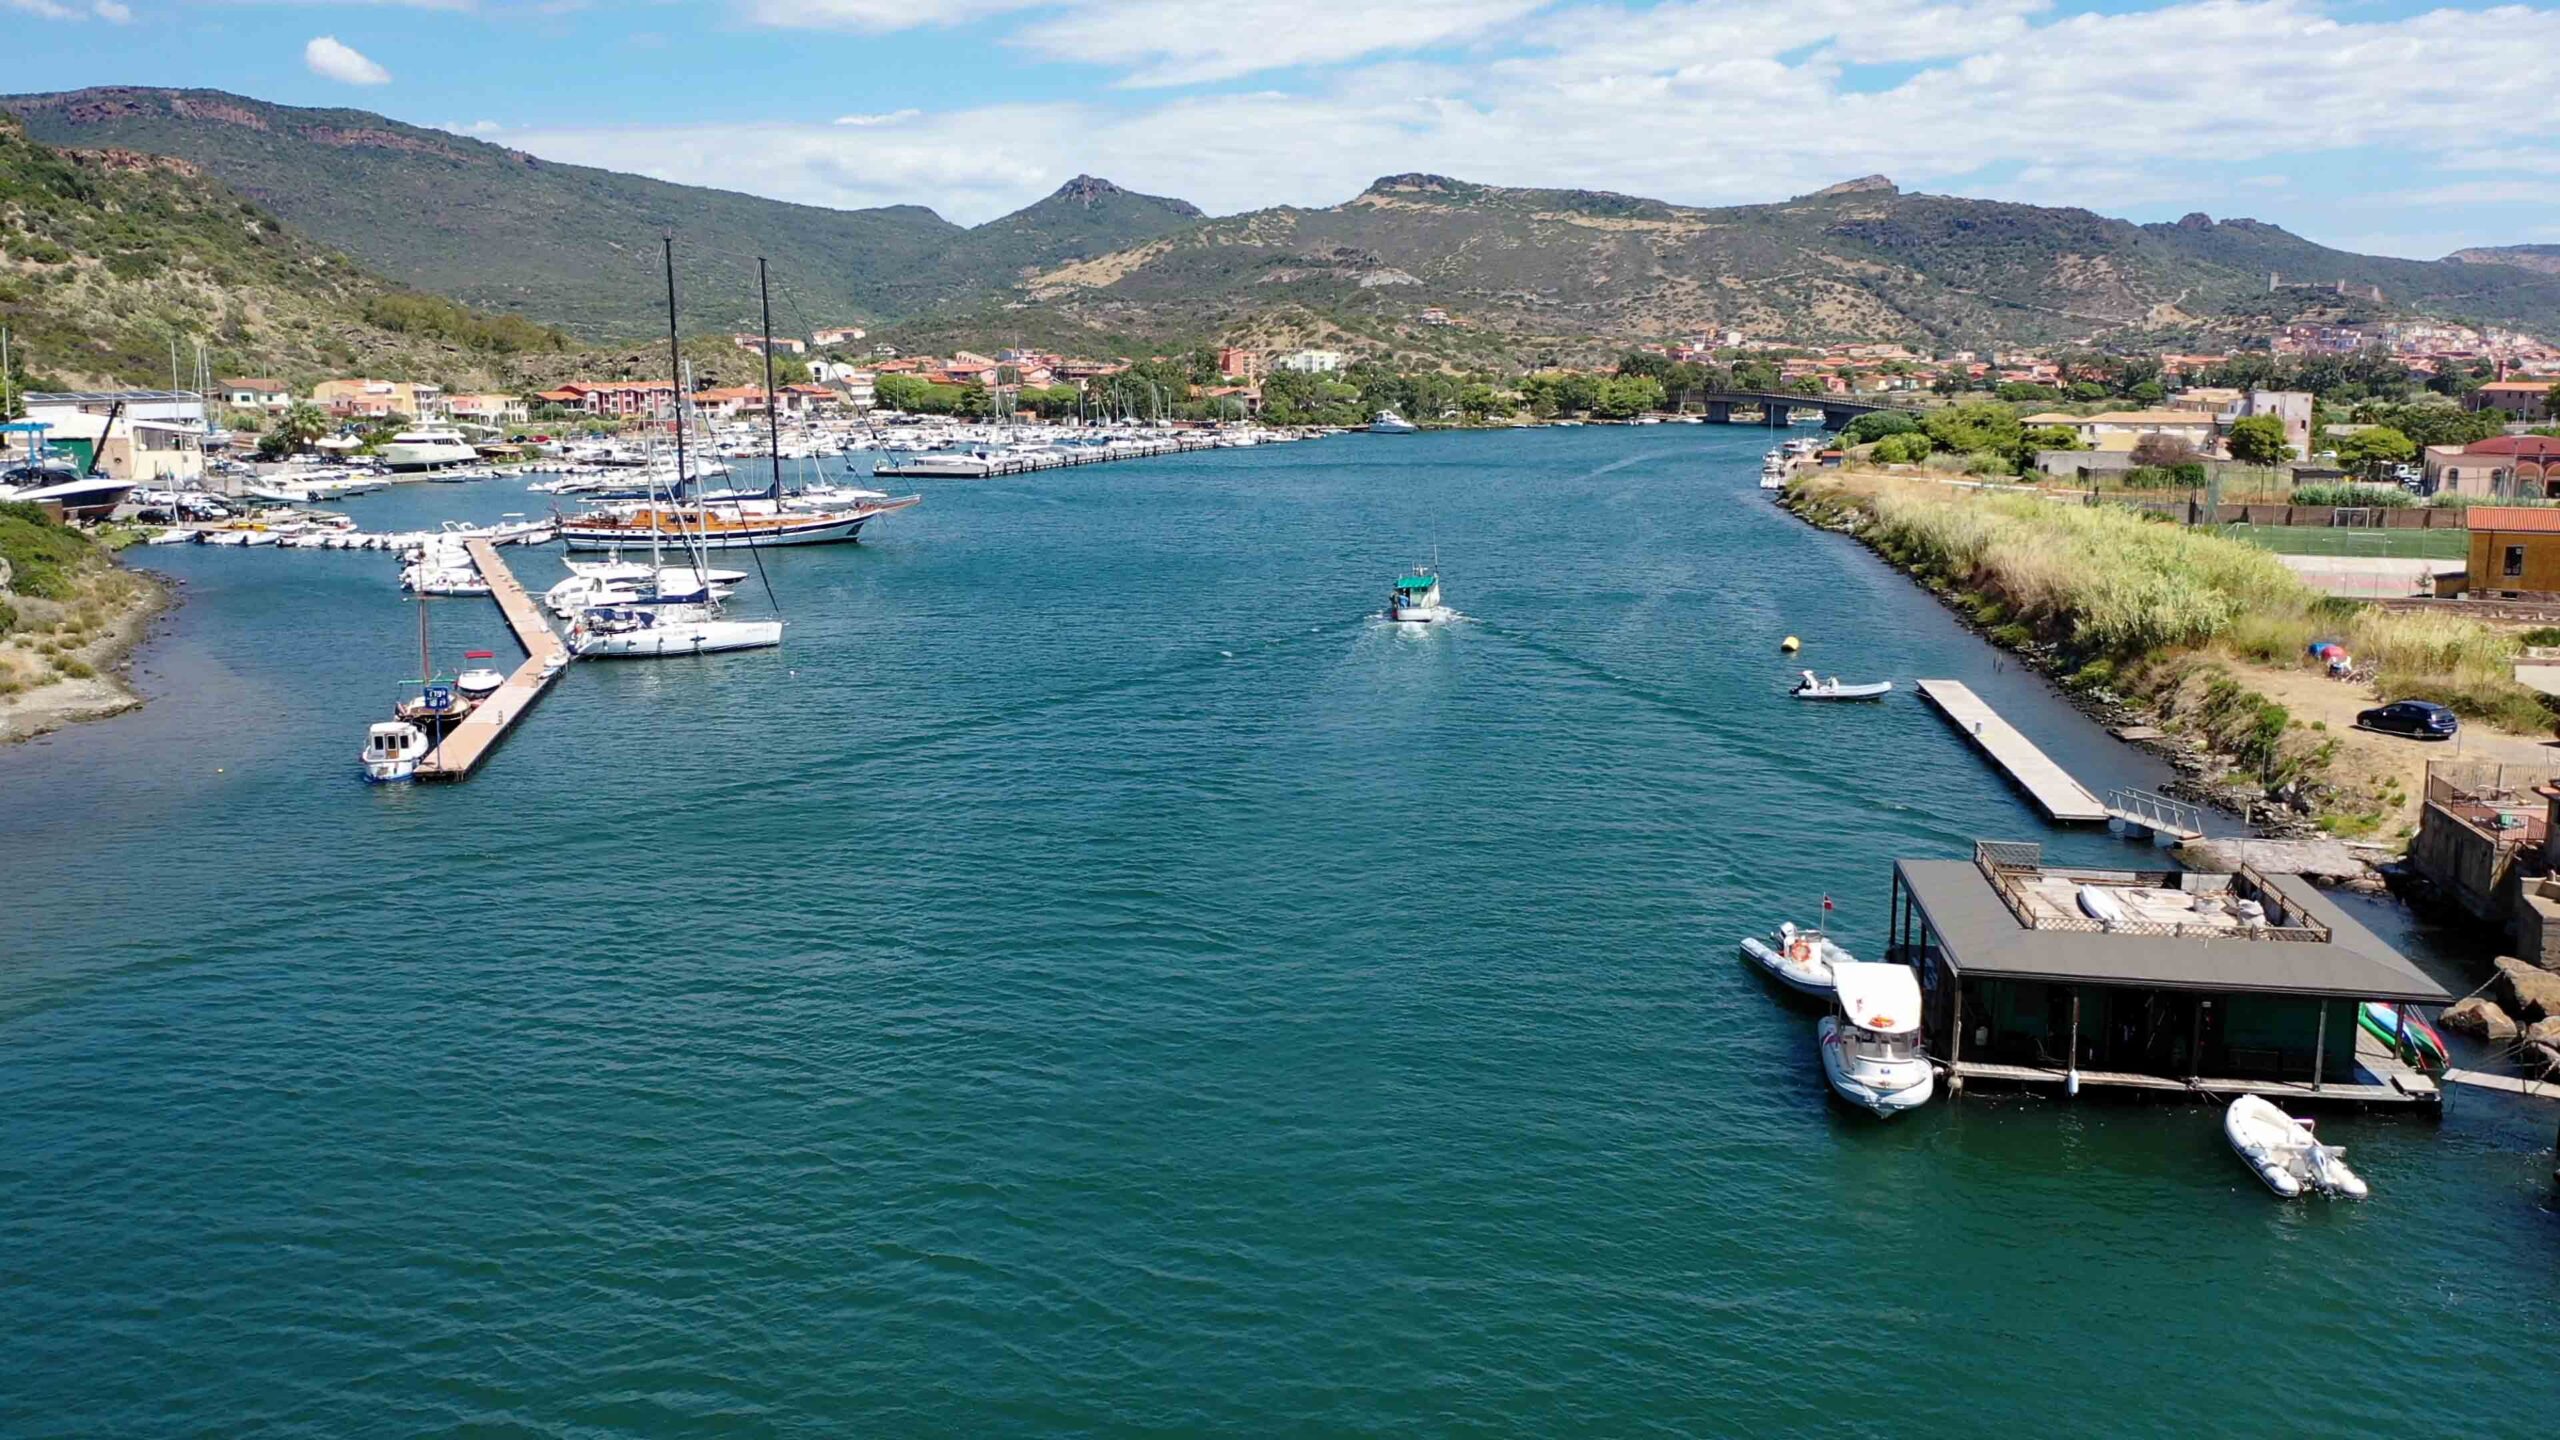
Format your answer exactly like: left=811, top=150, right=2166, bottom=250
left=2357, top=699, right=2460, bottom=740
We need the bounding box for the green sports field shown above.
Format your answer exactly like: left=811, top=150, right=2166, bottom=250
left=2216, top=524, right=2469, bottom=560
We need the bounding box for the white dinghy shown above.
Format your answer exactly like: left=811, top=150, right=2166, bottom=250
left=1739, top=921, right=1849, bottom=997
left=1792, top=670, right=1893, bottom=701
left=2224, top=1094, right=2368, bottom=1200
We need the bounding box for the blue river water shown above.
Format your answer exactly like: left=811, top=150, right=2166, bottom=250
left=3, top=426, right=2555, bottom=1436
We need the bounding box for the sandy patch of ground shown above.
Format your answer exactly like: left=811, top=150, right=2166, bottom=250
left=0, top=567, right=168, bottom=745
left=2230, top=657, right=2560, bottom=833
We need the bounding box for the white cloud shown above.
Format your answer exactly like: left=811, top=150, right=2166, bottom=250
left=1016, top=0, right=1548, bottom=86
left=514, top=0, right=2560, bottom=243
left=305, top=35, right=393, bottom=86
left=7, top=0, right=133, bottom=20
left=740, top=0, right=1042, bottom=30
left=833, top=109, right=921, bottom=127
left=437, top=119, right=504, bottom=135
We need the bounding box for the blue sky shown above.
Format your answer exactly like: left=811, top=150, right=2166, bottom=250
left=9, top=0, right=2557, bottom=257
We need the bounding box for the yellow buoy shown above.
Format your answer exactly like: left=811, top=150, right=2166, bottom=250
left=1781, top=635, right=1801, bottom=653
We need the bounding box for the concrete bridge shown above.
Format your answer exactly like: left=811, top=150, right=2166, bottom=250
left=1694, top=390, right=1922, bottom=431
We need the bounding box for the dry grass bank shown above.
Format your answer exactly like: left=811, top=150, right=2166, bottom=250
left=1788, top=471, right=2556, bottom=835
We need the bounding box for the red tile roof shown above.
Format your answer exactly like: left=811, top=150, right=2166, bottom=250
left=2464, top=507, right=2560, bottom=533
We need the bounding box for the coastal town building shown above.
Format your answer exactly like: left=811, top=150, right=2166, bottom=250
left=533, top=381, right=677, bottom=421
left=445, top=393, right=529, bottom=426
left=2451, top=505, right=2560, bottom=596
left=732, top=334, right=808, bottom=356
left=2023, top=409, right=2222, bottom=455
left=1217, top=347, right=1263, bottom=381
left=1274, top=349, right=1347, bottom=374
left=2469, top=378, right=2557, bottom=422
left=2221, top=389, right=2316, bottom=460
left=21, top=393, right=208, bottom=485
left=311, top=378, right=443, bottom=420
left=219, top=378, right=292, bottom=413
left=2423, top=437, right=2560, bottom=500
left=811, top=325, right=867, bottom=347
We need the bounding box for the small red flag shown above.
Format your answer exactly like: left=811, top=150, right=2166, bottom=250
left=1822, top=895, right=1834, bottom=912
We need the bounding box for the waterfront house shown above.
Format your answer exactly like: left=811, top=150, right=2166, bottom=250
left=312, top=378, right=443, bottom=420
left=1890, top=843, right=2450, bottom=1105
left=1275, top=349, right=1347, bottom=374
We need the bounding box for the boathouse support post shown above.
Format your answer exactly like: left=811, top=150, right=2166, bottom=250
left=2311, top=1001, right=2327, bottom=1091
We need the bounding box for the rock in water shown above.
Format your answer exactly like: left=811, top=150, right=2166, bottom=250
left=2528, top=1016, right=2560, bottom=1047
left=2442, top=996, right=2520, bottom=1042
left=2496, top=956, right=2560, bottom=1023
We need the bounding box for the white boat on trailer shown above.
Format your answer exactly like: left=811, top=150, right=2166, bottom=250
left=1818, top=962, right=1934, bottom=1117
left=1739, top=921, right=1848, bottom=996
left=2224, top=1094, right=2368, bottom=1199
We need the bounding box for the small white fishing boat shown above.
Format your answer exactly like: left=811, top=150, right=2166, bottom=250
left=1388, top=566, right=1453, bottom=624
left=360, top=720, right=428, bottom=784
left=2224, top=1094, right=2368, bottom=1200
left=454, top=668, right=507, bottom=700
left=1759, top=451, right=1789, bottom=490
left=1792, top=670, right=1892, bottom=701
left=1818, top=962, right=1934, bottom=1117
left=1739, top=921, right=1848, bottom=996
left=1367, top=409, right=1420, bottom=435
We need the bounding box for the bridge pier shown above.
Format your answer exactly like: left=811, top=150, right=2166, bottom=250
left=1704, top=400, right=1733, bottom=424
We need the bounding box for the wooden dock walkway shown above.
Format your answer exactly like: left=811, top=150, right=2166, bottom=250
left=414, top=539, right=568, bottom=783
left=2443, top=1067, right=2560, bottom=1101
left=1914, top=679, right=2109, bottom=823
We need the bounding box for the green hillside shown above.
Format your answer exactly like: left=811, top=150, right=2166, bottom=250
left=0, top=114, right=567, bottom=392
left=0, top=88, right=966, bottom=342
left=1010, top=175, right=2560, bottom=360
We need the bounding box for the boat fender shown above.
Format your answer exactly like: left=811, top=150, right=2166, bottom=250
left=1781, top=635, right=1801, bottom=653
left=2065, top=1069, right=2080, bottom=1098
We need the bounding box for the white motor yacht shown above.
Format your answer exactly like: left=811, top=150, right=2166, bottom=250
left=1367, top=410, right=1420, bottom=435
left=381, top=426, right=479, bottom=473
left=1818, top=963, right=1934, bottom=1117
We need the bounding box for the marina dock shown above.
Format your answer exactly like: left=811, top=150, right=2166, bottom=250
left=414, top=539, right=567, bottom=783
left=2443, top=1067, right=2560, bottom=1101
left=1914, top=679, right=2109, bottom=823
left=1953, top=1030, right=2441, bottom=1108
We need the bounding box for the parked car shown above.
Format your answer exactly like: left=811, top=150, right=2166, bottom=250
left=2357, top=699, right=2459, bottom=740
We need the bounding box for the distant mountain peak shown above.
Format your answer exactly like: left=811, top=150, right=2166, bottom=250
left=1799, top=174, right=1896, bottom=200
left=1042, top=174, right=1201, bottom=216
left=1365, top=173, right=1468, bottom=197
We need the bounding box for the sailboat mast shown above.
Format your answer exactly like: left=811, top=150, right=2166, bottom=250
left=759, top=257, right=784, bottom=500
left=662, top=235, right=689, bottom=505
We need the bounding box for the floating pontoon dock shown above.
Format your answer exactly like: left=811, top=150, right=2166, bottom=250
left=1914, top=679, right=2109, bottom=823
left=414, top=539, right=568, bottom=783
